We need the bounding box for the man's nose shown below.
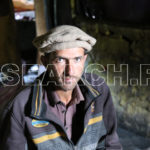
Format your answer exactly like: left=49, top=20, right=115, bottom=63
left=65, top=62, right=74, bottom=76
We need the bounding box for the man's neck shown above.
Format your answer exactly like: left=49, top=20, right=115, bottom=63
left=56, top=90, right=73, bottom=105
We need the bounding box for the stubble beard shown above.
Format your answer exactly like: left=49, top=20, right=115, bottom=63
left=57, top=75, right=80, bottom=91
left=48, top=67, right=83, bottom=91
left=49, top=74, right=81, bottom=91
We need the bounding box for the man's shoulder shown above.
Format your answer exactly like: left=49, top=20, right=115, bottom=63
left=0, top=86, right=32, bottom=126
left=6, top=86, right=32, bottom=111
left=14, top=86, right=32, bottom=101
left=82, top=73, right=109, bottom=94
left=82, top=73, right=104, bottom=84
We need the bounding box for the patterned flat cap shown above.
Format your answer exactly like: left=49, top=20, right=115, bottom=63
left=32, top=25, right=96, bottom=53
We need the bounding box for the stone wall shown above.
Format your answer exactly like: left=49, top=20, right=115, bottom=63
left=74, top=17, right=150, bottom=137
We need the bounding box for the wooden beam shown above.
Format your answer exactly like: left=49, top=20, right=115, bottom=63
left=34, top=0, right=48, bottom=64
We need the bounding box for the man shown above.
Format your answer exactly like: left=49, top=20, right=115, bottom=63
left=0, top=25, right=122, bottom=150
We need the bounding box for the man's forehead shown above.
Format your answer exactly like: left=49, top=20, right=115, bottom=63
left=48, top=47, right=85, bottom=58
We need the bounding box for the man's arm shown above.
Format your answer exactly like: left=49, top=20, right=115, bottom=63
left=103, top=87, right=122, bottom=150
left=96, top=86, right=122, bottom=150
left=0, top=106, right=27, bottom=150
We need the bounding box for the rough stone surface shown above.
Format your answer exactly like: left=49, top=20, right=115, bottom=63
left=118, top=127, right=150, bottom=150
left=74, top=16, right=150, bottom=137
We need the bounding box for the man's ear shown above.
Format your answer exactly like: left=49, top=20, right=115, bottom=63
left=41, top=55, right=47, bottom=67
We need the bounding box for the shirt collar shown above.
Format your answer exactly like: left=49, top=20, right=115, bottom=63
left=72, top=84, right=84, bottom=104
left=45, top=84, right=84, bottom=106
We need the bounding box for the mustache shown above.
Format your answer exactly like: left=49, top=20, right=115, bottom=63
left=62, top=75, right=78, bottom=79
left=48, top=71, right=78, bottom=79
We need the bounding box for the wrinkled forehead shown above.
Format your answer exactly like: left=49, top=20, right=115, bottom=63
left=44, top=47, right=86, bottom=58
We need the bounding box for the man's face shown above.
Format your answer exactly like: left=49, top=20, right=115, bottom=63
left=42, top=48, right=87, bottom=91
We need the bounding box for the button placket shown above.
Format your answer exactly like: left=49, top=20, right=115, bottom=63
left=65, top=106, right=72, bottom=131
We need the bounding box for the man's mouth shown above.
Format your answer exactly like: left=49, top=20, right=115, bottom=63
left=64, top=77, right=73, bottom=82
left=62, top=76, right=78, bottom=84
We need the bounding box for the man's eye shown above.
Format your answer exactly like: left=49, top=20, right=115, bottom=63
left=56, top=58, right=64, bottom=63
left=75, top=57, right=82, bottom=62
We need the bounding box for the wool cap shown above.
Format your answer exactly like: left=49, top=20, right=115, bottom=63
left=32, top=25, right=96, bottom=53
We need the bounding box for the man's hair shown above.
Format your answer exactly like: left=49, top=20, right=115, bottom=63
left=84, top=49, right=89, bottom=55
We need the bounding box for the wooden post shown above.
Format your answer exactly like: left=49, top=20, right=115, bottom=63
left=34, top=0, right=47, bottom=64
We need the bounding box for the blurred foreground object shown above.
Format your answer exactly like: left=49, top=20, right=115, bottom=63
left=12, top=0, right=34, bottom=12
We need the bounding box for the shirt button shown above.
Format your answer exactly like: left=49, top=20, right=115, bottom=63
left=62, top=110, right=66, bottom=113
left=65, top=127, right=68, bottom=130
